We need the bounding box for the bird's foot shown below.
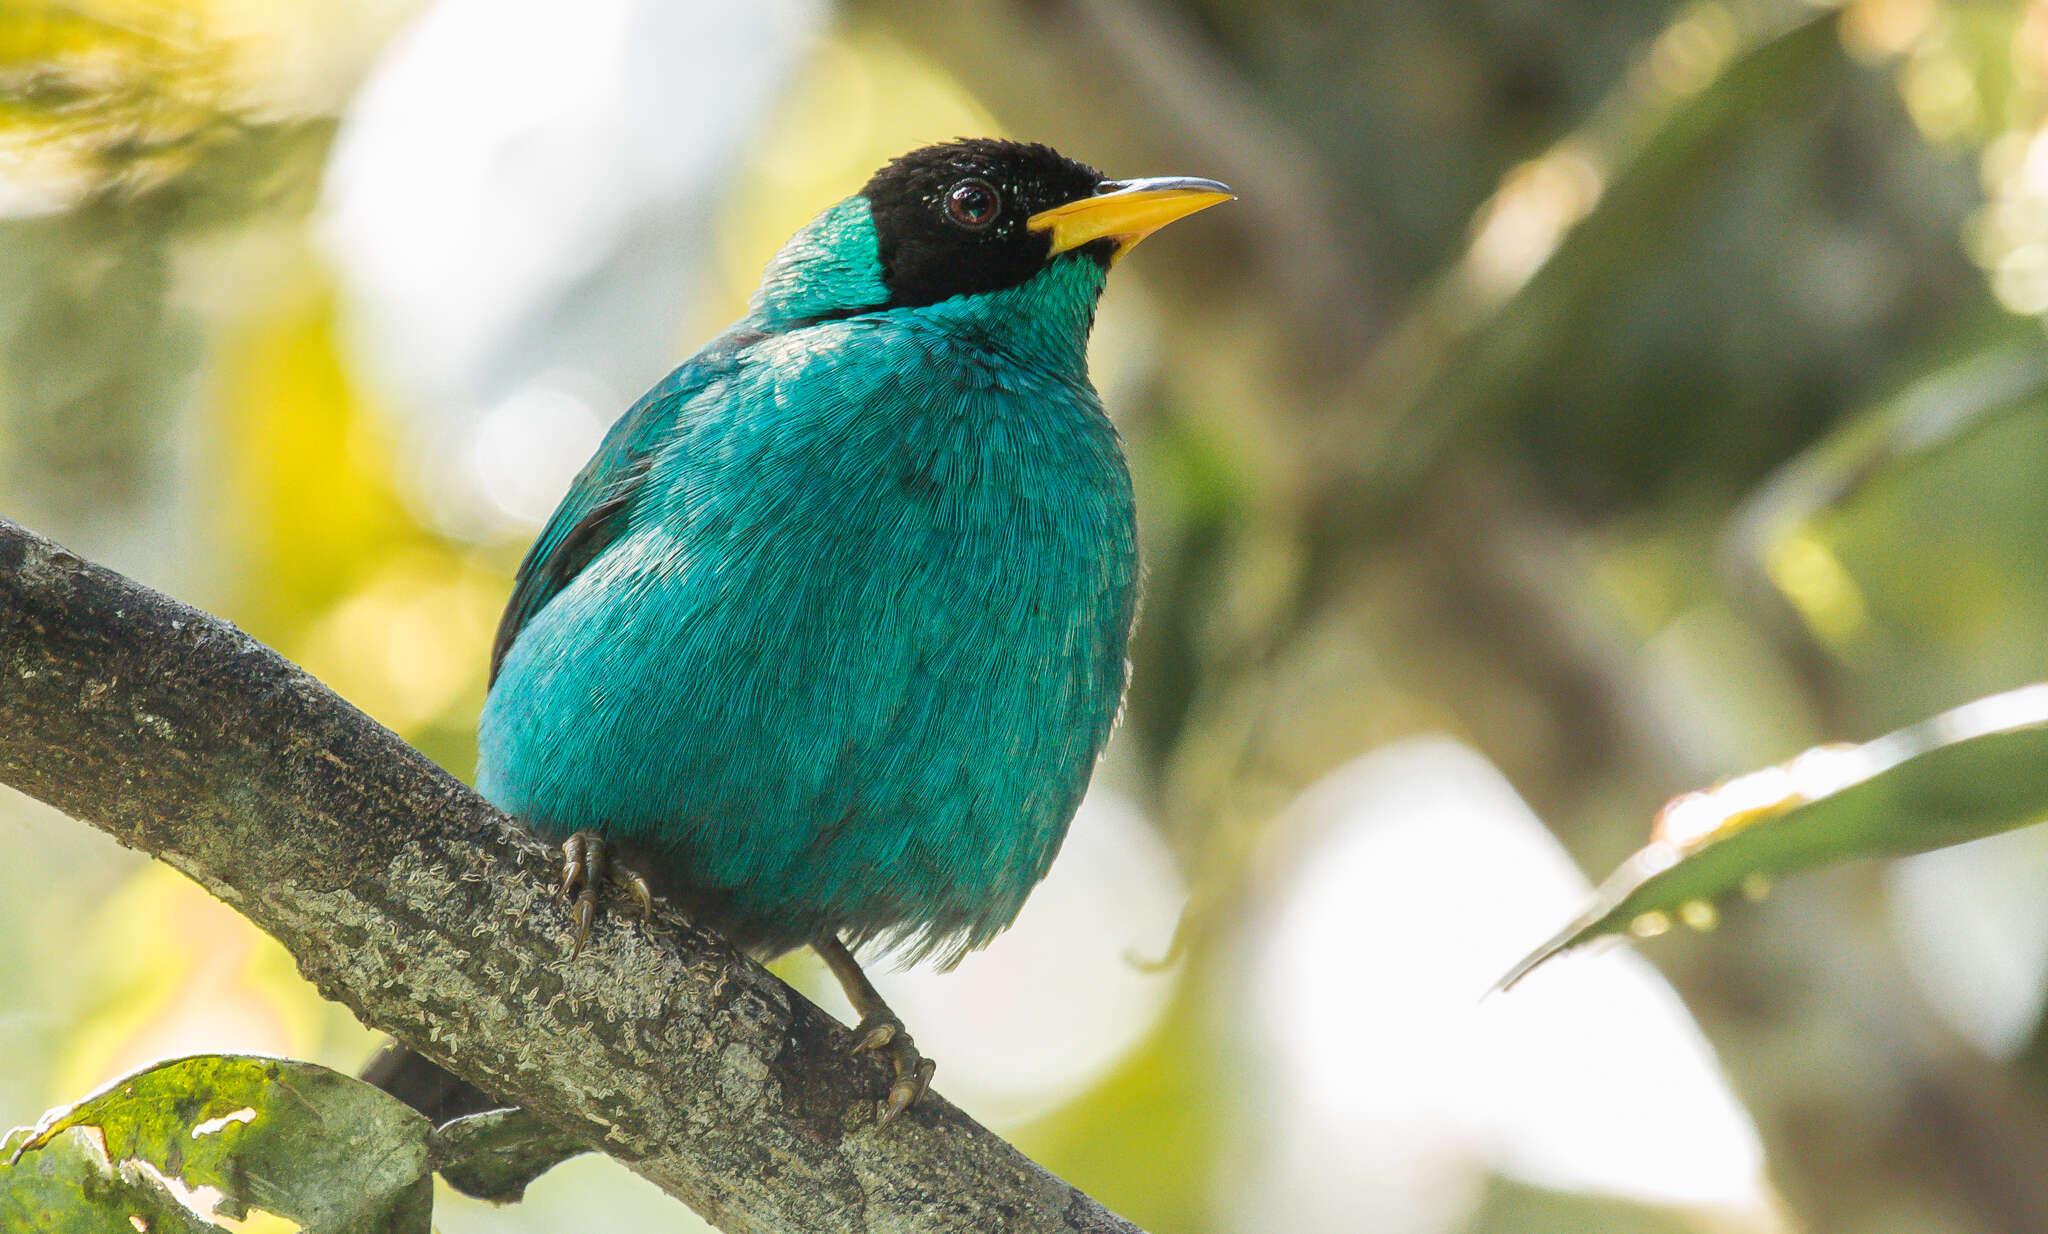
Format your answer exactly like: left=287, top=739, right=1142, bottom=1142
left=558, top=831, right=654, bottom=957
left=814, top=934, right=938, bottom=1127
left=851, top=1010, right=936, bottom=1128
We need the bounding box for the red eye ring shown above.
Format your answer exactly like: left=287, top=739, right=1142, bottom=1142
left=946, top=179, right=1000, bottom=228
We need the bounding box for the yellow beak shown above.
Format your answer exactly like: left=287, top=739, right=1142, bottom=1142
left=1028, top=176, right=1234, bottom=261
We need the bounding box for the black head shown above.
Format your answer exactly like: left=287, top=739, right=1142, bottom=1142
left=861, top=139, right=1107, bottom=310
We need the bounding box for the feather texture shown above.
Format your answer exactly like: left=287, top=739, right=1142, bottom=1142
left=477, top=222, right=1137, bottom=966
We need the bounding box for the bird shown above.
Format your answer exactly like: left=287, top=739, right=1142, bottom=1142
left=364, top=137, right=1230, bottom=1139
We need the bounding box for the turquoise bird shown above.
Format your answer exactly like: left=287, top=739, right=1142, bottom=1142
left=370, top=139, right=1229, bottom=1129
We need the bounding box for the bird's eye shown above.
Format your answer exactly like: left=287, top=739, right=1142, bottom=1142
left=946, top=179, right=1000, bottom=228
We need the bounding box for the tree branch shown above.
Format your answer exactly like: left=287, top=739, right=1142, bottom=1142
left=0, top=515, right=1144, bottom=1234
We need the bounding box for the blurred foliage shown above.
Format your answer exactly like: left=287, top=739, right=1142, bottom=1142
left=5, top=0, right=2048, bottom=1231
left=0, top=2, right=335, bottom=526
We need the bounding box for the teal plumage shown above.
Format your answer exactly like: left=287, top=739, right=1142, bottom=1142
left=365, top=140, right=1227, bottom=1134
left=477, top=249, right=1136, bottom=963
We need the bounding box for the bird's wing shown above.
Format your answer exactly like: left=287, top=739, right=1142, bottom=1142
left=488, top=358, right=721, bottom=683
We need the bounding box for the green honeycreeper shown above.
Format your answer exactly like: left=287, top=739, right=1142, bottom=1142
left=367, top=139, right=1230, bottom=1131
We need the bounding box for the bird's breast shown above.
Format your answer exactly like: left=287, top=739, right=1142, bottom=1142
left=480, top=322, right=1138, bottom=959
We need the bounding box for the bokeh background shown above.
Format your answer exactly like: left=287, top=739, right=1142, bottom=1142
left=6, top=0, right=2048, bottom=1230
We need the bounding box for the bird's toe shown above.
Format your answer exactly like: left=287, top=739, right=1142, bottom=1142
left=853, top=1012, right=901, bottom=1054
left=555, top=830, right=651, bottom=957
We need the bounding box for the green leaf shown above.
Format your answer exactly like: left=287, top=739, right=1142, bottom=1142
left=0, top=1125, right=217, bottom=1234
left=1503, top=684, right=2048, bottom=988
left=429, top=1106, right=587, bottom=1203
left=3, top=1053, right=434, bottom=1234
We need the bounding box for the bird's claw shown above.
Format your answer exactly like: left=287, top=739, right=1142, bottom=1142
left=557, top=831, right=652, bottom=958
left=623, top=871, right=655, bottom=918
left=853, top=1011, right=933, bottom=1128
left=881, top=1058, right=937, bottom=1128
left=816, top=936, right=937, bottom=1128
left=569, top=891, right=598, bottom=957
left=854, top=1013, right=900, bottom=1053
